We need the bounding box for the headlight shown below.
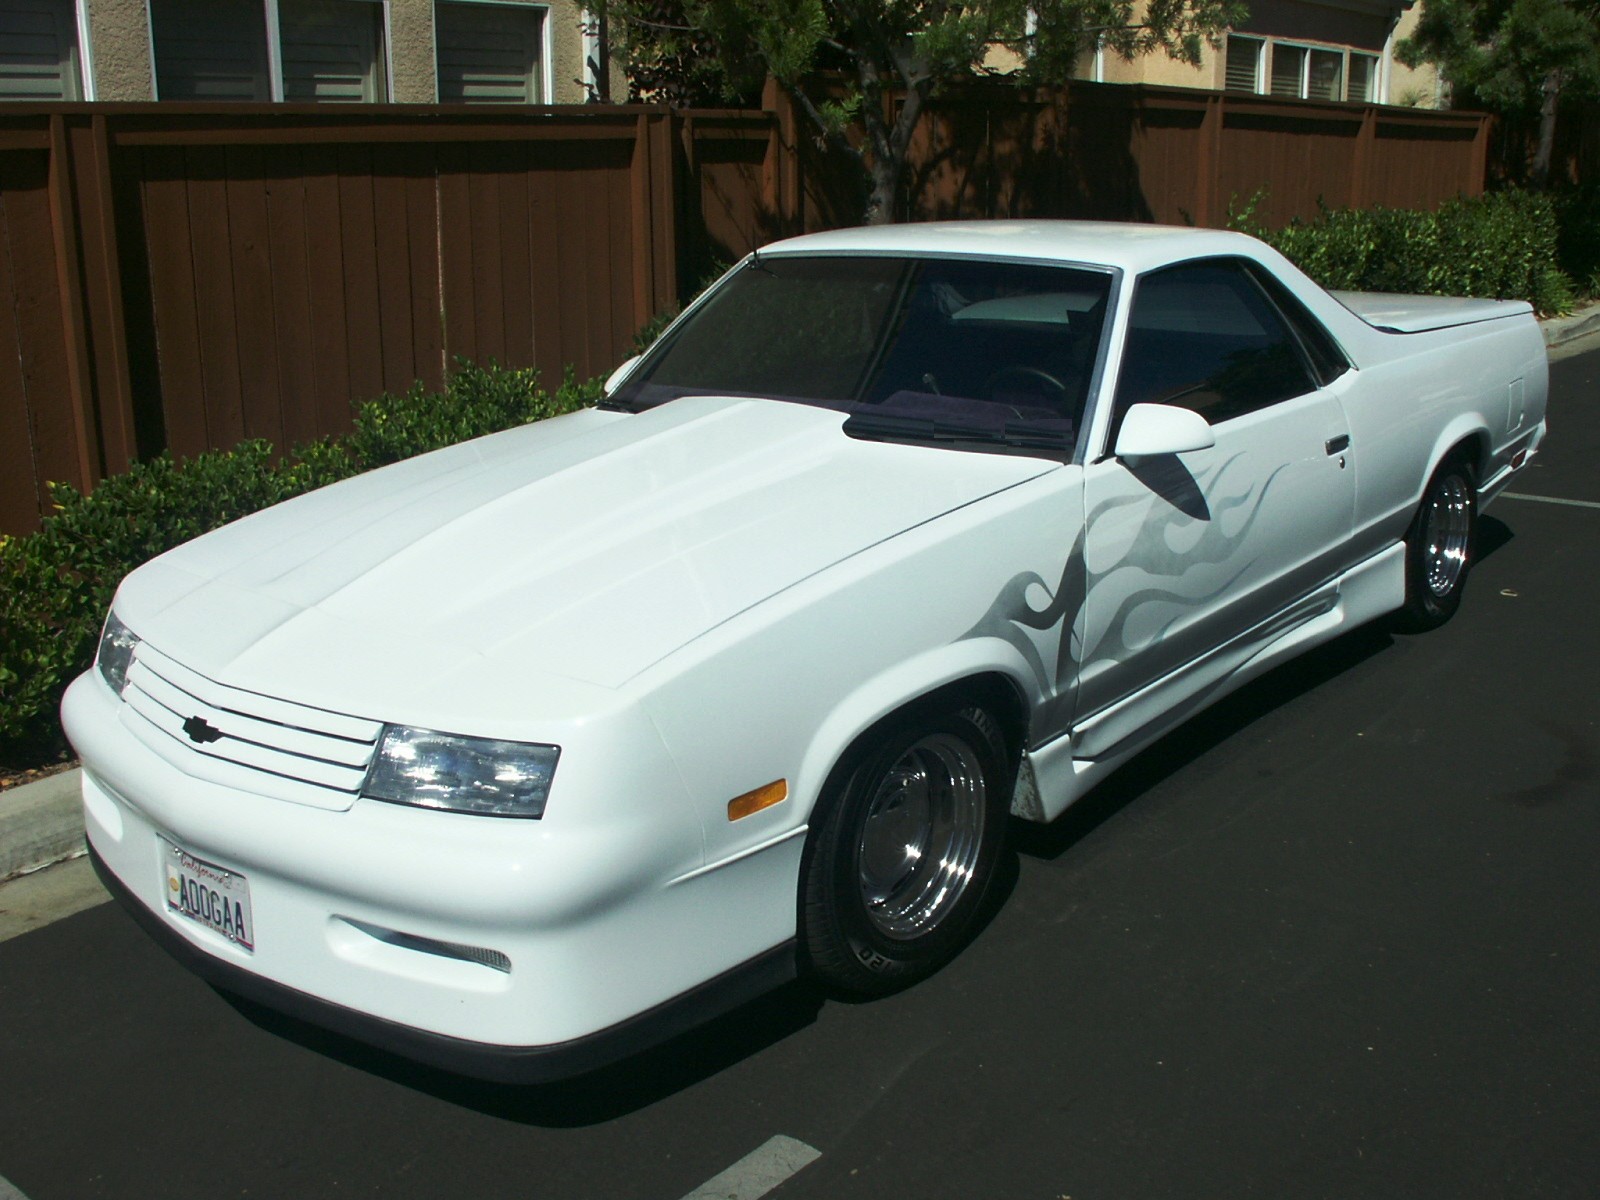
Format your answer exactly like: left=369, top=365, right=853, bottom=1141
left=363, top=726, right=560, bottom=819
left=97, top=611, right=141, bottom=698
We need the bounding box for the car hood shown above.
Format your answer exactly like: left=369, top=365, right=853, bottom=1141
left=115, top=395, right=1055, bottom=719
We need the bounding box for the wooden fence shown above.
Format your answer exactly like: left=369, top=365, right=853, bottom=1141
left=794, top=82, right=1490, bottom=229
left=1, top=84, right=1488, bottom=537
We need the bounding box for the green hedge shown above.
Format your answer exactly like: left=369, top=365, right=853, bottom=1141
left=1229, top=190, right=1576, bottom=316
left=0, top=363, right=600, bottom=769
left=1551, top=186, right=1600, bottom=298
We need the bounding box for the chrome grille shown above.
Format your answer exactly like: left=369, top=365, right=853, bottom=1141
left=122, top=643, right=382, bottom=807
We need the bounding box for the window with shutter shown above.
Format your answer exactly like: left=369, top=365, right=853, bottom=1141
left=1269, top=45, right=1305, bottom=98
left=435, top=1, right=544, bottom=104
left=1307, top=49, right=1343, bottom=101
left=280, top=0, right=387, bottom=102
left=1224, top=36, right=1261, bottom=94
left=1349, top=52, right=1378, bottom=103
left=151, top=0, right=272, bottom=100
left=0, top=0, right=81, bottom=100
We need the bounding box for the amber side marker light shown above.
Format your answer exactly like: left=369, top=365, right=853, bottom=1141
left=728, top=779, right=788, bottom=821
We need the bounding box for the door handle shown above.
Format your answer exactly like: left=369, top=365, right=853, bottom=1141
left=1325, top=434, right=1350, bottom=455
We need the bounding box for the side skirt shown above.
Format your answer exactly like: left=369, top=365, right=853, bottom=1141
left=1018, top=541, right=1406, bottom=824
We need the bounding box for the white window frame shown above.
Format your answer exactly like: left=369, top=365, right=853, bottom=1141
left=73, top=0, right=95, bottom=98
left=434, top=0, right=553, bottom=105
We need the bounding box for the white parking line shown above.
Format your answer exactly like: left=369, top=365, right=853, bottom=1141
left=0, top=1172, right=31, bottom=1200
left=680, top=1135, right=822, bottom=1200
left=1502, top=491, right=1600, bottom=511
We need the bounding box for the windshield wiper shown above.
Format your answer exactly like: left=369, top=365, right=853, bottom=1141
left=843, top=411, right=1071, bottom=456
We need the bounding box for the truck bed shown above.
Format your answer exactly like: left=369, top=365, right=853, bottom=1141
left=1330, top=291, right=1533, bottom=334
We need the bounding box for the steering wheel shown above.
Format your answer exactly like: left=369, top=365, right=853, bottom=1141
left=984, top=365, right=1070, bottom=413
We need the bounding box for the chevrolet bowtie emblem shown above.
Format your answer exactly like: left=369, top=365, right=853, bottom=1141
left=182, top=715, right=224, bottom=745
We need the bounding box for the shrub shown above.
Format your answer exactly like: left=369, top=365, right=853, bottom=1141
left=1229, top=189, right=1576, bottom=316
left=0, top=363, right=599, bottom=769
left=1551, top=185, right=1600, bottom=297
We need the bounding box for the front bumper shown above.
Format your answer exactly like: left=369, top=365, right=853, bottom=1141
left=62, top=671, right=804, bottom=1079
left=89, top=841, right=793, bottom=1083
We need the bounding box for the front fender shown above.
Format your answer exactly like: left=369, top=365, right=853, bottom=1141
left=789, top=637, right=1042, bottom=822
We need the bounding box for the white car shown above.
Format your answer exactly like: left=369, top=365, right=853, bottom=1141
left=62, top=221, right=1548, bottom=1081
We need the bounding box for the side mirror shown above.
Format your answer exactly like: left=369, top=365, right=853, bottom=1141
left=603, top=355, right=641, bottom=396
left=1114, top=403, right=1216, bottom=463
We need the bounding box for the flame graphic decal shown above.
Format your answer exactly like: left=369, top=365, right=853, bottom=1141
left=964, top=452, right=1291, bottom=736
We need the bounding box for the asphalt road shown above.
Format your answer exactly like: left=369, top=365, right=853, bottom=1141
left=2, top=345, right=1597, bottom=1200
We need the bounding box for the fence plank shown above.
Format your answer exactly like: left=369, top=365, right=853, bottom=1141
left=336, top=143, right=384, bottom=404
left=45, top=116, right=98, bottom=490
left=187, top=149, right=247, bottom=450
left=465, top=141, right=509, bottom=368
left=225, top=143, right=285, bottom=452
left=7, top=155, right=82, bottom=512
left=403, top=145, right=444, bottom=392
left=262, top=143, right=321, bottom=451
left=526, top=143, right=563, bottom=386
left=436, top=142, right=477, bottom=372
left=300, top=143, right=355, bottom=437
left=76, top=115, right=137, bottom=475
left=370, top=141, right=422, bottom=396
left=0, top=168, right=44, bottom=532
left=136, top=146, right=209, bottom=460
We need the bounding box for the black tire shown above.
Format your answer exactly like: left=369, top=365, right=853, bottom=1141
left=799, top=705, right=1013, bottom=995
left=1396, top=454, right=1477, bottom=632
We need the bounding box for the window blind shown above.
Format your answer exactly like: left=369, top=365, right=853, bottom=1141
left=0, top=0, right=81, bottom=100
left=151, top=0, right=271, bottom=101
left=435, top=2, right=544, bottom=104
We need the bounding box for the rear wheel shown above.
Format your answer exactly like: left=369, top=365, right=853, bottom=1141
left=800, top=705, right=1012, bottom=994
left=1396, top=455, right=1476, bottom=631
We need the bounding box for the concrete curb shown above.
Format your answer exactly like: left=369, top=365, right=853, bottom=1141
left=0, top=769, right=84, bottom=883
left=1542, top=302, right=1600, bottom=348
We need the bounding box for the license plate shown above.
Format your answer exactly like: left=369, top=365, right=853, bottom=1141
left=162, top=839, right=254, bottom=951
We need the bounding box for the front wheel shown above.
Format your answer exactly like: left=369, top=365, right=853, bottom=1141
left=1396, top=456, right=1476, bottom=632
left=799, top=706, right=1012, bottom=995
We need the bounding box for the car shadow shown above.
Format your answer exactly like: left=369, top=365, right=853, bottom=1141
left=222, top=979, right=826, bottom=1125
left=1476, top=514, right=1514, bottom=564
left=1010, top=620, right=1398, bottom=863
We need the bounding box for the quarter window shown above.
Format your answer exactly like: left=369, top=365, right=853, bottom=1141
left=1113, top=260, right=1318, bottom=429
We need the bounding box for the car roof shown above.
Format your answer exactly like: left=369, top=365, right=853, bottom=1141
left=757, top=220, right=1262, bottom=275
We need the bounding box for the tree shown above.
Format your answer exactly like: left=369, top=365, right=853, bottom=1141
left=1398, top=0, right=1600, bottom=186
left=600, top=0, right=1244, bottom=223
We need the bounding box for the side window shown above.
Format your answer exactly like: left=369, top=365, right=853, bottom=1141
left=1245, top=263, right=1350, bottom=387
left=1113, top=260, right=1318, bottom=431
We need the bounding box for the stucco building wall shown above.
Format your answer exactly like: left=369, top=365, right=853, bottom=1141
left=84, top=0, right=153, bottom=100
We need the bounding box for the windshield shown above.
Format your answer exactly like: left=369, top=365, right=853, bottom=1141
left=609, top=255, right=1114, bottom=456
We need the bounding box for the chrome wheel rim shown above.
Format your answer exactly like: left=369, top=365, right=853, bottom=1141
left=1423, top=475, right=1471, bottom=597
left=857, top=733, right=987, bottom=940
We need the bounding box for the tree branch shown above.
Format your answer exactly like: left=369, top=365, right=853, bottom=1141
left=783, top=80, right=866, bottom=166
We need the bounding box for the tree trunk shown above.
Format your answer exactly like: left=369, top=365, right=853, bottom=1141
left=1532, top=69, right=1561, bottom=189
left=863, top=155, right=901, bottom=224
